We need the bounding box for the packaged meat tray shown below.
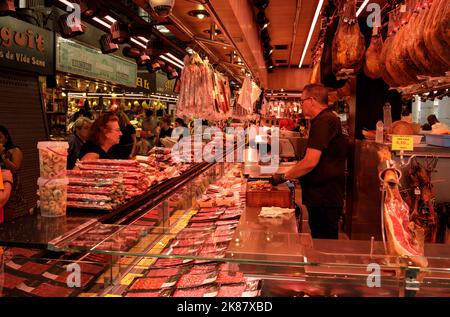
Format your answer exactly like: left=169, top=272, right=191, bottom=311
left=204, top=235, right=233, bottom=245
left=4, top=248, right=43, bottom=259
left=170, top=238, right=205, bottom=248
left=176, top=272, right=218, bottom=289
left=163, top=246, right=200, bottom=256
left=217, top=284, right=246, bottom=297
left=216, top=270, right=245, bottom=285
left=190, top=215, right=220, bottom=222
left=176, top=231, right=210, bottom=240
left=129, top=276, right=179, bottom=291
left=6, top=260, right=52, bottom=276
left=125, top=289, right=173, bottom=297
left=2, top=273, right=27, bottom=290
left=216, top=219, right=240, bottom=226
left=145, top=267, right=184, bottom=278
left=41, top=266, right=94, bottom=287
left=15, top=280, right=75, bottom=297
left=219, top=212, right=241, bottom=220
left=152, top=257, right=193, bottom=268
left=172, top=284, right=219, bottom=297
left=189, top=263, right=219, bottom=274
left=188, top=223, right=216, bottom=230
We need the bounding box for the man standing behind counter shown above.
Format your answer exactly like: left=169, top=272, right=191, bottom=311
left=284, top=84, right=347, bottom=239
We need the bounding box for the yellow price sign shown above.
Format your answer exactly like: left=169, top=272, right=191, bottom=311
left=392, top=135, right=414, bottom=151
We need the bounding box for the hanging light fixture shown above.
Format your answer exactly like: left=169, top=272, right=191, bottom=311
left=148, top=0, right=175, bottom=18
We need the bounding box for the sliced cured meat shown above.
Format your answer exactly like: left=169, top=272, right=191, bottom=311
left=172, top=285, right=218, bottom=297
left=2, top=273, right=26, bottom=289
left=5, top=248, right=43, bottom=258
left=216, top=271, right=245, bottom=285
left=176, top=272, right=217, bottom=289
left=189, top=264, right=219, bottom=274
left=32, top=283, right=74, bottom=297
left=217, top=284, right=246, bottom=297
left=19, top=262, right=52, bottom=275
left=152, top=258, right=192, bottom=268
left=170, top=239, right=205, bottom=248
left=146, top=267, right=181, bottom=278
left=129, top=276, right=178, bottom=290
left=79, top=263, right=105, bottom=275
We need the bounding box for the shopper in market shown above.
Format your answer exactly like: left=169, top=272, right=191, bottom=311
left=0, top=169, right=13, bottom=224
left=173, top=118, right=189, bottom=142
left=73, top=99, right=94, bottom=121
left=141, top=109, right=158, bottom=149
left=156, top=116, right=173, bottom=147
left=79, top=112, right=122, bottom=160
left=67, top=117, right=93, bottom=169
left=284, top=83, right=347, bottom=239
left=0, top=125, right=25, bottom=220
left=108, top=110, right=137, bottom=159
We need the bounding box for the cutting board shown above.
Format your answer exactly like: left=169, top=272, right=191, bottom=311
left=246, top=183, right=291, bottom=208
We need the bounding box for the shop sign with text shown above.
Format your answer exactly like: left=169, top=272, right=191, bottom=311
left=56, top=36, right=137, bottom=87
left=0, top=16, right=54, bottom=75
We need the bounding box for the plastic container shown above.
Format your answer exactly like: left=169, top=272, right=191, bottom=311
left=425, top=134, right=450, bottom=148
left=38, top=177, right=69, bottom=217
left=37, top=141, right=69, bottom=178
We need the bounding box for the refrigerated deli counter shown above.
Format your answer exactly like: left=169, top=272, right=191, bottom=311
left=1, top=160, right=450, bottom=297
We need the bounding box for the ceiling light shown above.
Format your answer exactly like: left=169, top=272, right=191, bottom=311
left=92, top=17, right=111, bottom=29
left=188, top=9, right=210, bottom=20
left=138, top=37, right=149, bottom=43
left=104, top=15, right=117, bottom=23
left=58, top=0, right=74, bottom=9
left=356, top=0, right=370, bottom=17
left=298, top=0, right=324, bottom=68
left=159, top=54, right=184, bottom=69
left=130, top=38, right=147, bottom=49
left=156, top=25, right=171, bottom=33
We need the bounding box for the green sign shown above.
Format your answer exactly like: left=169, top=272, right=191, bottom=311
left=56, top=36, right=137, bottom=87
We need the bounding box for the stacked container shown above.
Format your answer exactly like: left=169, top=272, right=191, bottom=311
left=37, top=142, right=69, bottom=217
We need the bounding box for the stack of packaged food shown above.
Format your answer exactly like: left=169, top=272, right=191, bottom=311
left=37, top=142, right=69, bottom=217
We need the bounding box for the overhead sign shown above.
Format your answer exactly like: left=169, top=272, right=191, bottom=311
left=0, top=16, right=54, bottom=75
left=56, top=36, right=137, bottom=87
left=392, top=135, right=414, bottom=151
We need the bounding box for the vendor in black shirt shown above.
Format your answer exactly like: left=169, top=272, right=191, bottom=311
left=80, top=112, right=122, bottom=161
left=285, top=83, right=347, bottom=239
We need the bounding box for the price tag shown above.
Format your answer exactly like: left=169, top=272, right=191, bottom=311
left=392, top=135, right=414, bottom=151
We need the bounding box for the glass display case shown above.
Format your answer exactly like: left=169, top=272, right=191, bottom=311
left=1, top=161, right=450, bottom=297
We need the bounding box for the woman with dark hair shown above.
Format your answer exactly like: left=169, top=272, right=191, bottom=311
left=79, top=112, right=122, bottom=161
left=0, top=125, right=25, bottom=220
left=108, top=111, right=137, bottom=159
